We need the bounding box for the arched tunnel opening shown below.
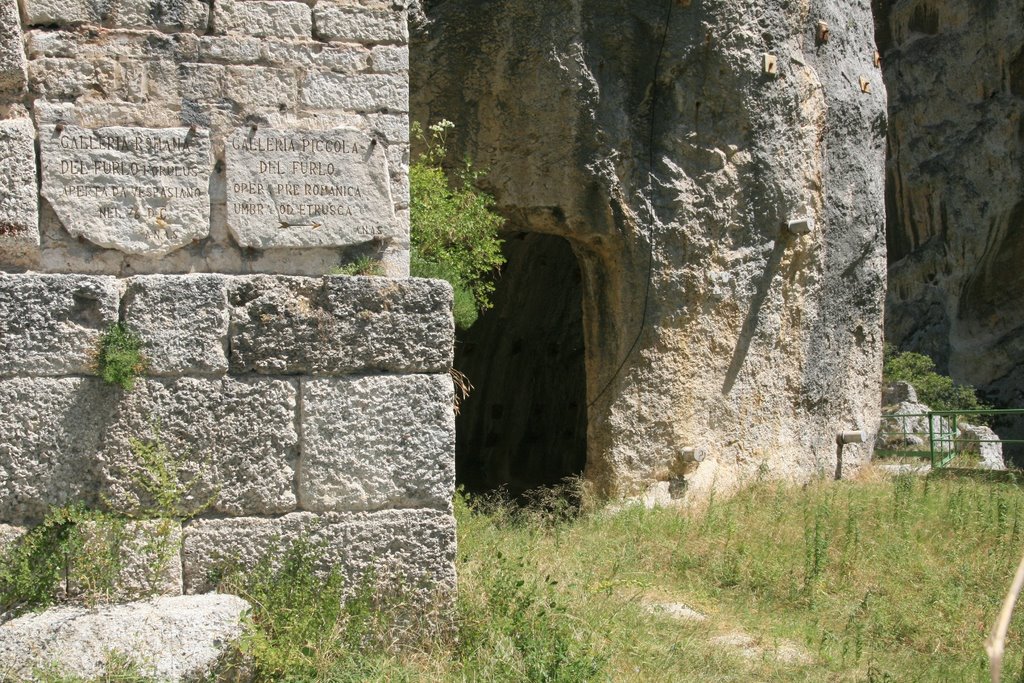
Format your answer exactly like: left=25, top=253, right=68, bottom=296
left=454, top=231, right=588, bottom=497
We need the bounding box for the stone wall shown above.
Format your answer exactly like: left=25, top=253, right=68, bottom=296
left=0, top=0, right=411, bottom=275
left=0, top=272, right=456, bottom=602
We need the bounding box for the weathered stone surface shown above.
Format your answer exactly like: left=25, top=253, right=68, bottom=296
left=182, top=509, right=456, bottom=599
left=300, top=374, right=454, bottom=512
left=228, top=275, right=453, bottom=375
left=314, top=5, right=408, bottom=44
left=413, top=0, right=886, bottom=496
left=878, top=1, right=1024, bottom=446
left=69, top=519, right=184, bottom=602
left=0, top=523, right=25, bottom=553
left=958, top=423, right=1006, bottom=471
left=39, top=124, right=212, bottom=256
left=0, top=594, right=249, bottom=681
left=123, top=275, right=229, bottom=376
left=0, top=378, right=117, bottom=524
left=214, top=0, right=312, bottom=39
left=300, top=72, right=408, bottom=112
left=0, top=0, right=26, bottom=92
left=0, top=274, right=120, bottom=376
left=0, top=118, right=40, bottom=253
left=225, top=127, right=398, bottom=249
left=101, top=377, right=299, bottom=517
left=882, top=381, right=918, bottom=407
left=22, top=0, right=209, bottom=31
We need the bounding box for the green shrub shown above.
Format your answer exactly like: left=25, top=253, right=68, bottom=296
left=410, top=120, right=505, bottom=330
left=96, top=324, right=146, bottom=391
left=882, top=346, right=988, bottom=413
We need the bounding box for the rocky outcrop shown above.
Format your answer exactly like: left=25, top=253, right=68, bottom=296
left=413, top=0, right=888, bottom=497
left=877, top=0, right=1024, bottom=412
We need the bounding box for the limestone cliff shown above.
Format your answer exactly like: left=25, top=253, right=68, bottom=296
left=877, top=0, right=1024, bottom=413
left=413, top=0, right=887, bottom=497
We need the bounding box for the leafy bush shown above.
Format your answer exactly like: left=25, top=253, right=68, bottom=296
left=882, top=346, right=988, bottom=413
left=410, top=120, right=505, bottom=330
left=96, top=324, right=146, bottom=391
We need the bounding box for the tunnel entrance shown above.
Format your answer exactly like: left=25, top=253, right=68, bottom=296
left=454, top=232, right=588, bottom=497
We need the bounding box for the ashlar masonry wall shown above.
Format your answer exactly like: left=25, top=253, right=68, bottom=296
left=0, top=0, right=456, bottom=609
left=0, top=273, right=456, bottom=601
left=0, top=0, right=411, bottom=275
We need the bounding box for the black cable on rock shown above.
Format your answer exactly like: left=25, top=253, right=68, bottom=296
left=588, top=0, right=674, bottom=409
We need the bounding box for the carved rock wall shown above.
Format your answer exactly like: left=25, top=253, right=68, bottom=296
left=414, top=0, right=888, bottom=497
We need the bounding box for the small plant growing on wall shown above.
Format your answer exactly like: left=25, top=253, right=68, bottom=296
left=410, top=119, right=506, bottom=330
left=96, top=323, right=146, bottom=391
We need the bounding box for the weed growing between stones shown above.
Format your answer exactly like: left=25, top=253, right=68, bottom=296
left=95, top=323, right=146, bottom=391
left=0, top=433, right=204, bottom=618
left=330, top=256, right=385, bottom=277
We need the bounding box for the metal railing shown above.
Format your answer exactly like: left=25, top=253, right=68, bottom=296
left=876, top=409, right=1024, bottom=468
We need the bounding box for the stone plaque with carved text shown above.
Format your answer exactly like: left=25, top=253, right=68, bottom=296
left=225, top=127, right=396, bottom=249
left=39, top=124, right=211, bottom=256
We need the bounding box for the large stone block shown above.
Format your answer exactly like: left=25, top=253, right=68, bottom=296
left=225, top=127, right=398, bottom=249
left=182, top=509, right=456, bottom=600
left=299, top=374, right=454, bottom=512
left=0, top=274, right=121, bottom=376
left=228, top=276, right=453, bottom=375
left=0, top=118, right=39, bottom=254
left=0, top=0, right=26, bottom=92
left=213, top=0, right=312, bottom=39
left=0, top=594, right=249, bottom=682
left=38, top=123, right=212, bottom=256
left=123, top=275, right=229, bottom=376
left=300, top=72, right=408, bottom=112
left=0, top=378, right=118, bottom=524
left=313, top=5, right=408, bottom=44
left=101, top=377, right=299, bottom=517
left=22, top=0, right=209, bottom=31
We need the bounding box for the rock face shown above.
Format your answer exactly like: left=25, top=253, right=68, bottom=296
left=0, top=594, right=249, bottom=681
left=877, top=1, right=1024, bottom=413
left=413, top=0, right=887, bottom=496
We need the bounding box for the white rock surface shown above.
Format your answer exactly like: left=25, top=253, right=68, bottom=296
left=0, top=118, right=39, bottom=255
left=39, top=123, right=212, bottom=256
left=313, top=5, right=408, bottom=44
left=101, top=377, right=299, bottom=517
left=122, top=274, right=230, bottom=376
left=182, top=509, right=456, bottom=600
left=225, top=127, right=397, bottom=249
left=958, top=423, right=1007, bottom=470
left=228, top=275, right=454, bottom=375
left=0, top=594, right=249, bottom=681
left=22, top=0, right=209, bottom=31
left=299, top=374, right=455, bottom=512
left=213, top=0, right=312, bottom=39
left=0, top=0, right=26, bottom=92
left=0, top=378, right=117, bottom=523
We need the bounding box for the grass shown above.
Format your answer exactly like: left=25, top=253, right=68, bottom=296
left=17, top=468, right=1024, bottom=682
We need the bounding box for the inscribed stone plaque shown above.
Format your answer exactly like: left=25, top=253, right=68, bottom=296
left=225, top=127, right=397, bottom=249
left=39, top=124, right=211, bottom=256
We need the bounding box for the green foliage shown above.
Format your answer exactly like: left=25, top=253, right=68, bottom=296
left=883, top=346, right=989, bottom=412
left=115, top=431, right=213, bottom=520
left=96, top=324, right=146, bottom=391
left=0, top=433, right=199, bottom=619
left=410, top=120, right=505, bottom=330
left=330, top=256, right=385, bottom=277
